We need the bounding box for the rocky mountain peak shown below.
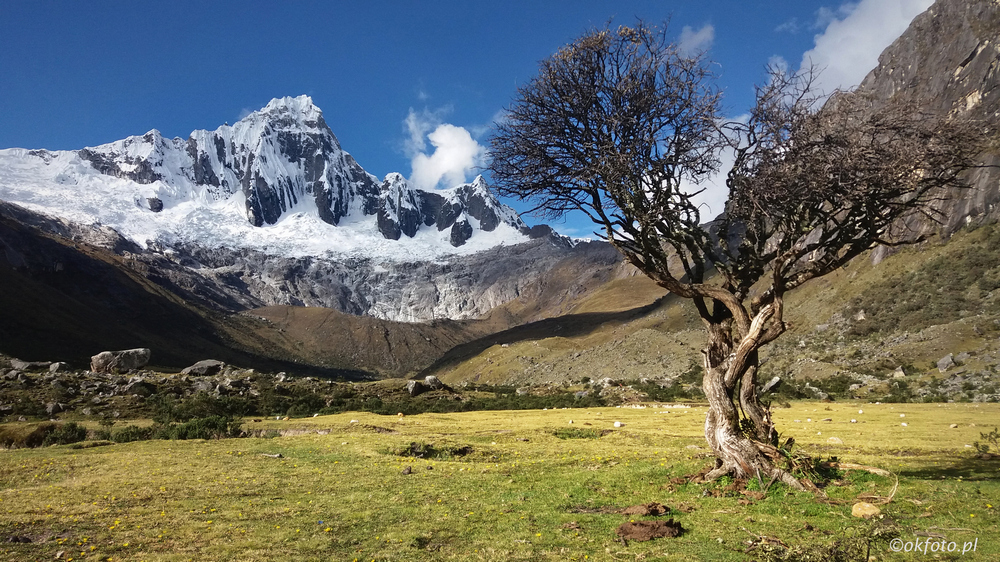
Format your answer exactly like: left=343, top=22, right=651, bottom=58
left=1, top=96, right=530, bottom=256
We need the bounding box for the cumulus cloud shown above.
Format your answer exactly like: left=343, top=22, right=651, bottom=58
left=678, top=24, right=715, bottom=56
left=404, top=108, right=486, bottom=190
left=798, top=0, right=934, bottom=95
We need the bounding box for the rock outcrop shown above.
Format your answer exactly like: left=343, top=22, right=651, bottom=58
left=90, top=348, right=151, bottom=374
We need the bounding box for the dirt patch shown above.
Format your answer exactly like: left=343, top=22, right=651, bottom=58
left=361, top=424, right=398, bottom=434
left=621, top=502, right=670, bottom=516
left=568, top=505, right=625, bottom=514
left=394, top=441, right=473, bottom=459
left=616, top=519, right=684, bottom=541
left=569, top=501, right=672, bottom=515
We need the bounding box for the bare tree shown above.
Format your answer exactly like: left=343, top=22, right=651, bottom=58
left=489, top=22, right=988, bottom=489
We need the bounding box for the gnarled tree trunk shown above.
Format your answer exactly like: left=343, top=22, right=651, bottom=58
left=699, top=315, right=803, bottom=490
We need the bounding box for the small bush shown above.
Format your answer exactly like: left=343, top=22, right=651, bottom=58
left=164, top=416, right=243, bottom=440
left=41, top=422, right=88, bottom=446
left=112, top=425, right=155, bottom=443
left=393, top=441, right=473, bottom=459
left=974, top=427, right=999, bottom=455
left=553, top=428, right=604, bottom=439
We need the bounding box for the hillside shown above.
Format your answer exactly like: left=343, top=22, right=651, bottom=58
left=426, top=224, right=1000, bottom=404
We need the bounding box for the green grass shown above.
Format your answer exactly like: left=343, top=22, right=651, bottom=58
left=1, top=402, right=998, bottom=561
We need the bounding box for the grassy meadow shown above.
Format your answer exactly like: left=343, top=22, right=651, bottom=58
left=1, top=401, right=998, bottom=561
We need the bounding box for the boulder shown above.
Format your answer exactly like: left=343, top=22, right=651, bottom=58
left=761, top=376, right=782, bottom=394
left=937, top=353, right=956, bottom=372
left=181, top=360, right=225, bottom=376
left=48, top=362, right=68, bottom=373
left=10, top=359, right=52, bottom=371
left=122, top=379, right=156, bottom=397
left=424, top=375, right=444, bottom=390
left=406, top=380, right=427, bottom=397
left=90, top=348, right=151, bottom=374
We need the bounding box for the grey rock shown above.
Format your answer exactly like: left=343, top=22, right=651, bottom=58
left=938, top=354, right=956, bottom=372
left=761, top=376, right=782, bottom=394
left=955, top=352, right=971, bottom=364
left=892, top=366, right=907, bottom=379
left=181, top=360, right=226, bottom=376
left=424, top=375, right=444, bottom=390
left=90, top=348, right=151, bottom=374
left=45, top=402, right=63, bottom=415
left=10, top=359, right=51, bottom=371
left=48, top=362, right=68, bottom=373
left=123, top=380, right=156, bottom=397
left=804, top=383, right=829, bottom=401
left=406, top=380, right=427, bottom=397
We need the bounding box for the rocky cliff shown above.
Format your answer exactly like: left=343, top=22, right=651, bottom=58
left=856, top=0, right=1000, bottom=238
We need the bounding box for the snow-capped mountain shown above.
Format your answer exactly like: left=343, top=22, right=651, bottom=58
left=0, top=96, right=528, bottom=260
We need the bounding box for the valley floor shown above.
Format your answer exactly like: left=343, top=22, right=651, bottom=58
left=1, top=402, right=998, bottom=561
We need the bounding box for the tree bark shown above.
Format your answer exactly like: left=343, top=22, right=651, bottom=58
left=738, top=353, right=776, bottom=445
left=701, top=327, right=805, bottom=491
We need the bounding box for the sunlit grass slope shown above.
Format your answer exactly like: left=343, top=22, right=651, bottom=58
left=2, top=402, right=997, bottom=561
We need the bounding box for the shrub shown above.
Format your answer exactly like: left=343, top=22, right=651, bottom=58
left=41, top=422, right=88, bottom=446
left=162, top=416, right=243, bottom=440
left=974, top=427, right=999, bottom=455
left=552, top=428, right=604, bottom=439
left=112, top=425, right=155, bottom=443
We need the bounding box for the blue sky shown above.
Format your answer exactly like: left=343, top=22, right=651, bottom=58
left=0, top=0, right=932, bottom=237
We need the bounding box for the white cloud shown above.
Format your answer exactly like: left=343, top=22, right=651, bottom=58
left=799, top=0, right=934, bottom=96
left=775, top=18, right=801, bottom=34
left=678, top=24, right=715, bottom=56
left=404, top=108, right=486, bottom=190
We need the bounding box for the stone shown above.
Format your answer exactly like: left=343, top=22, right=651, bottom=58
left=10, top=359, right=51, bottom=371
left=761, top=376, right=782, bottom=394
left=122, top=379, right=156, bottom=397
left=852, top=502, right=881, bottom=519
left=827, top=437, right=844, bottom=444
left=48, top=362, right=68, bottom=373
left=892, top=366, right=906, bottom=379
left=181, top=360, right=225, bottom=376
left=955, top=352, right=971, bottom=364
left=950, top=423, right=959, bottom=428
left=613, top=421, right=624, bottom=428
left=406, top=380, right=427, bottom=397
left=45, top=402, right=63, bottom=415
left=938, top=353, right=956, bottom=372
left=90, top=348, right=150, bottom=374
left=424, top=375, right=444, bottom=390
